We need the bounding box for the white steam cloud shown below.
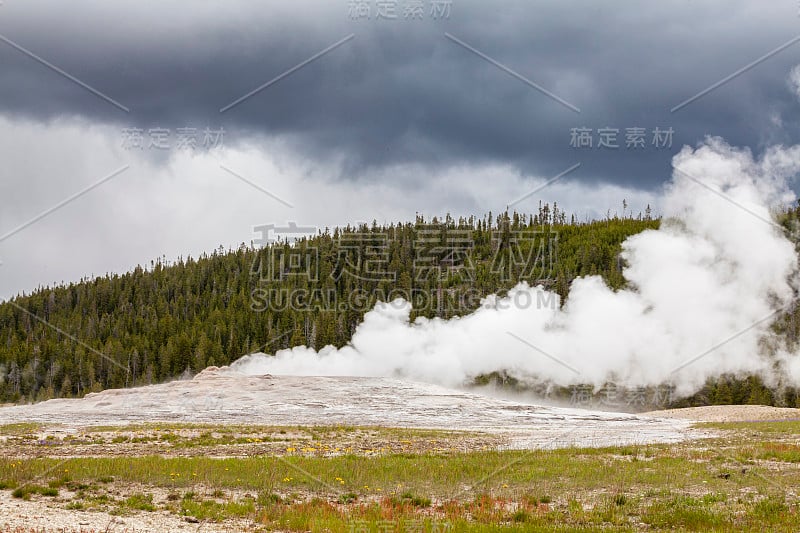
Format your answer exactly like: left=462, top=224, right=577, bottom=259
left=230, top=138, right=800, bottom=396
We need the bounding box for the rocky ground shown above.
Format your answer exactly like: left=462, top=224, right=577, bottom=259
left=0, top=489, right=252, bottom=532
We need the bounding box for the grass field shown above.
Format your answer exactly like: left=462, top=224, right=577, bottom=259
left=0, top=421, right=798, bottom=531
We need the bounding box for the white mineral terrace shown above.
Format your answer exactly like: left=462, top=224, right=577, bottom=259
left=0, top=367, right=706, bottom=449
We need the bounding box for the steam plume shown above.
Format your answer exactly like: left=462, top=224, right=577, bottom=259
left=231, top=138, right=800, bottom=396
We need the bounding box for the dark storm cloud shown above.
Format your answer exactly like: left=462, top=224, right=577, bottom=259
left=1, top=0, right=799, bottom=189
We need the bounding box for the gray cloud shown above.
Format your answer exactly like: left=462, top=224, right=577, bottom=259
left=0, top=117, right=659, bottom=299
left=0, top=0, right=799, bottom=189
left=2, top=0, right=800, bottom=297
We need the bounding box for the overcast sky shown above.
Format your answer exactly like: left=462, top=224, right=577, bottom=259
left=1, top=0, right=800, bottom=298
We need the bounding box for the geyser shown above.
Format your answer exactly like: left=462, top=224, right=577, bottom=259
left=231, top=138, right=800, bottom=397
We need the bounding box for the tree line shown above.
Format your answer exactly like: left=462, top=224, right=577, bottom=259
left=1, top=203, right=799, bottom=409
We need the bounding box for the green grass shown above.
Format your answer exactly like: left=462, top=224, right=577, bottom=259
left=1, top=423, right=488, bottom=453
left=11, top=484, right=58, bottom=499
left=396, top=491, right=432, bottom=507
left=758, top=442, right=800, bottom=462
left=0, top=423, right=42, bottom=436
left=80, top=423, right=466, bottom=439
left=0, top=448, right=794, bottom=530
left=337, top=492, right=357, bottom=504
left=0, top=422, right=796, bottom=531
left=0, top=449, right=715, bottom=495
left=121, top=493, right=156, bottom=511
left=700, top=420, right=800, bottom=434
left=181, top=497, right=256, bottom=521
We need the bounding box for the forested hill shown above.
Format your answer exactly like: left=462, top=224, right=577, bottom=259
left=0, top=207, right=798, bottom=408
